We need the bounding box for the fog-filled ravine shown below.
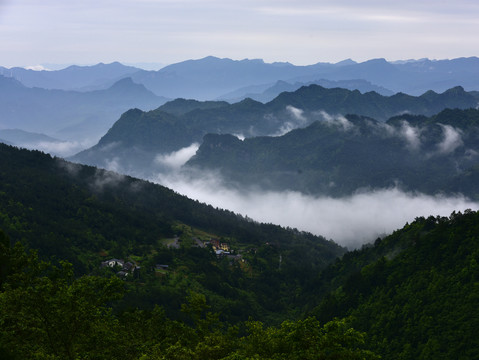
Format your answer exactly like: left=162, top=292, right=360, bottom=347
left=152, top=166, right=478, bottom=248
left=68, top=105, right=479, bottom=249
left=70, top=116, right=479, bottom=248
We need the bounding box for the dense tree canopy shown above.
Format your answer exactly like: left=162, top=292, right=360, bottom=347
left=2, top=141, right=479, bottom=359
left=0, top=235, right=377, bottom=360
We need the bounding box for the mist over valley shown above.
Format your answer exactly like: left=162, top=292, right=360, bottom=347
left=152, top=166, right=478, bottom=248
left=60, top=78, right=479, bottom=247
left=3, top=0, right=479, bottom=354
left=2, top=58, right=479, bottom=249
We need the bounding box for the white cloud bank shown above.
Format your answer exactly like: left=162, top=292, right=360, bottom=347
left=273, top=105, right=309, bottom=136
left=146, top=123, right=477, bottom=249
left=436, top=124, right=463, bottom=155
left=154, top=143, right=200, bottom=169
left=317, top=110, right=354, bottom=131
left=21, top=139, right=96, bottom=158
left=153, top=169, right=479, bottom=249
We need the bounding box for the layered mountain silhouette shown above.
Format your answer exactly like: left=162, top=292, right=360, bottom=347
left=71, top=85, right=479, bottom=176
left=0, top=75, right=167, bottom=143
left=0, top=129, right=61, bottom=146
left=3, top=56, right=479, bottom=101
left=187, top=108, right=479, bottom=198
left=0, top=61, right=139, bottom=91
left=218, top=79, right=395, bottom=103
left=109, top=56, right=479, bottom=99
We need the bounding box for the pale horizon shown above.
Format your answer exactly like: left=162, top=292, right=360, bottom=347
left=1, top=0, right=478, bottom=69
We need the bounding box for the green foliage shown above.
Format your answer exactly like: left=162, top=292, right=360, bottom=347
left=0, top=143, right=344, bottom=326
left=226, top=317, right=379, bottom=360
left=3, top=142, right=479, bottom=359
left=0, top=242, right=125, bottom=359
left=311, top=210, right=479, bottom=359
left=0, top=143, right=342, bottom=267
left=0, top=238, right=377, bottom=360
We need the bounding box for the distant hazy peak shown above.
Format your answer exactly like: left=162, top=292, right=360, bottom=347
left=108, top=77, right=138, bottom=89
left=362, top=58, right=390, bottom=65
left=335, top=58, right=357, bottom=66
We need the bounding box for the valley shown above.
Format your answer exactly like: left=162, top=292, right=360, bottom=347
left=1, top=56, right=479, bottom=359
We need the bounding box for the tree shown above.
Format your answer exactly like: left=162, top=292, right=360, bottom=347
left=0, top=242, right=125, bottom=359
left=226, top=317, right=379, bottom=360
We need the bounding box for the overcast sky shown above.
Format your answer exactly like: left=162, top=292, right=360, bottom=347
left=1, top=0, right=479, bottom=68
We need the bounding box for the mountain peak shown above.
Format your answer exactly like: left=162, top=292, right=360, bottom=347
left=363, top=58, right=389, bottom=65
left=108, top=77, right=151, bottom=94
left=443, top=85, right=466, bottom=94
left=335, top=58, right=357, bottom=66
left=110, top=77, right=135, bottom=87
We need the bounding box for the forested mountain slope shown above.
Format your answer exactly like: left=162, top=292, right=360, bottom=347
left=308, top=209, right=479, bottom=359
left=1, top=143, right=479, bottom=359
left=71, top=85, right=478, bottom=175
left=188, top=108, right=479, bottom=198
left=0, top=143, right=344, bottom=322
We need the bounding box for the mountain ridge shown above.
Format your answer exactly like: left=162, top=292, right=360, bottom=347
left=186, top=108, right=479, bottom=198
left=0, top=75, right=168, bottom=148
left=3, top=56, right=479, bottom=100
left=71, top=85, right=479, bottom=175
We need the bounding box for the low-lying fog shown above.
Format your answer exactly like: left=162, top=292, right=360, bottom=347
left=151, top=167, right=478, bottom=249
left=141, top=115, right=479, bottom=249
left=61, top=107, right=479, bottom=249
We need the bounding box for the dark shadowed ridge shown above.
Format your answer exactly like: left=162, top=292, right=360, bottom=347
left=70, top=84, right=479, bottom=176
left=187, top=108, right=479, bottom=198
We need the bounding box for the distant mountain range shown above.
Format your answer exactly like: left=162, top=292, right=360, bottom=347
left=2, top=56, right=479, bottom=100
left=187, top=108, right=479, bottom=199
left=0, top=75, right=167, bottom=144
left=0, top=128, right=60, bottom=144
left=2, top=56, right=478, bottom=154
left=71, top=85, right=479, bottom=176
left=218, top=79, right=395, bottom=103
left=0, top=129, right=78, bottom=157
left=0, top=61, right=139, bottom=91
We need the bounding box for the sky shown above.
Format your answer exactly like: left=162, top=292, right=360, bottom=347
left=1, top=0, right=479, bottom=69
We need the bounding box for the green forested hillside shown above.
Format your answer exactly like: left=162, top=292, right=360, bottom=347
left=0, top=233, right=378, bottom=359
left=0, top=143, right=343, bottom=322
left=310, top=210, right=479, bottom=359
left=188, top=108, right=479, bottom=198
left=1, top=144, right=479, bottom=359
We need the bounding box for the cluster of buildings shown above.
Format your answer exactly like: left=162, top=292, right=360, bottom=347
left=101, top=258, right=139, bottom=278
left=208, top=238, right=231, bottom=255
left=101, top=237, right=245, bottom=279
